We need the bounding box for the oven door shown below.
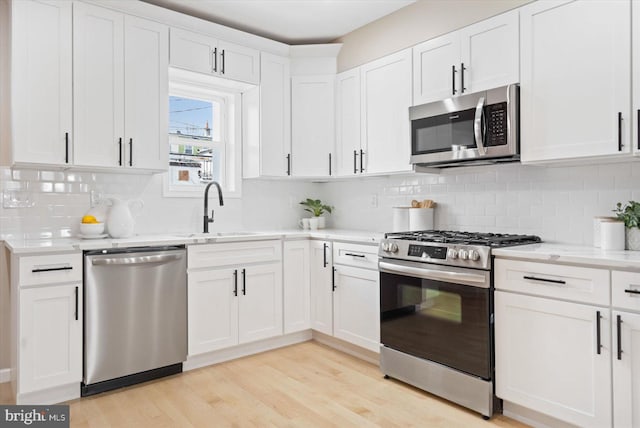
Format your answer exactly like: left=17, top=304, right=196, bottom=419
left=379, top=259, right=491, bottom=379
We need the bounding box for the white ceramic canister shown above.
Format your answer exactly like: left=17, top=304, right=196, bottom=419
left=408, top=208, right=434, bottom=231
left=392, top=207, right=410, bottom=232
left=593, top=216, right=617, bottom=247
left=601, top=220, right=625, bottom=250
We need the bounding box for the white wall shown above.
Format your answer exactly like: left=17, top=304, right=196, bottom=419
left=318, top=161, right=640, bottom=246
left=333, top=0, right=530, bottom=72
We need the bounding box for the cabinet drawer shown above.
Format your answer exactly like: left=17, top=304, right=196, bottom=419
left=612, top=270, right=640, bottom=312
left=17, top=252, right=82, bottom=287
left=332, top=242, right=378, bottom=270
left=494, top=259, right=610, bottom=305
left=188, top=240, right=281, bottom=269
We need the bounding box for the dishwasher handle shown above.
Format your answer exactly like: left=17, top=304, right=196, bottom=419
left=91, top=253, right=183, bottom=266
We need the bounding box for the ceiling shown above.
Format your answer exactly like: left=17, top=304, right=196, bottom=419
left=141, top=0, right=416, bottom=44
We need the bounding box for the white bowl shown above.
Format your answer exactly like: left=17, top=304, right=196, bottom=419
left=80, top=222, right=105, bottom=236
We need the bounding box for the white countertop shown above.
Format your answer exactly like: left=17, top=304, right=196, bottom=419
left=493, top=242, right=640, bottom=270
left=2, top=229, right=385, bottom=254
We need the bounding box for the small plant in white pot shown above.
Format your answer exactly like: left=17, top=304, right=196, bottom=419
left=614, top=201, right=640, bottom=250
left=300, top=198, right=333, bottom=229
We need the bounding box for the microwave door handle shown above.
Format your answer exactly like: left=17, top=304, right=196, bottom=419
left=474, top=96, right=487, bottom=156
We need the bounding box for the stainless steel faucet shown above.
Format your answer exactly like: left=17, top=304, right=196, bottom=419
left=203, top=181, right=224, bottom=233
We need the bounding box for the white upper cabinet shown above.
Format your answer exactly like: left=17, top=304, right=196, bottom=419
left=123, top=15, right=168, bottom=170
left=11, top=0, right=72, bottom=166
left=335, top=68, right=362, bottom=176
left=243, top=53, right=291, bottom=178
left=73, top=2, right=168, bottom=171
left=360, top=49, right=413, bottom=174
left=169, top=28, right=259, bottom=84
left=633, top=1, right=640, bottom=156
left=520, top=0, right=632, bottom=163
left=413, top=10, right=519, bottom=105
left=291, top=75, right=335, bottom=177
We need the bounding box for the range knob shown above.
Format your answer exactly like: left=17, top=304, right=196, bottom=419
left=468, top=249, right=480, bottom=261
left=447, top=249, right=458, bottom=259
left=458, top=249, right=469, bottom=260
left=382, top=241, right=398, bottom=253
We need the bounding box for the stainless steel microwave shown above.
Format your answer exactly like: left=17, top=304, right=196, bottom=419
left=410, top=84, right=519, bottom=168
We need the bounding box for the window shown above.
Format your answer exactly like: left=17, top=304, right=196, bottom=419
left=164, top=69, right=241, bottom=197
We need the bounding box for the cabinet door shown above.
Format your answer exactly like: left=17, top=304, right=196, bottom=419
left=361, top=49, right=412, bottom=174
left=495, top=291, right=612, bottom=428
left=335, top=69, right=361, bottom=176
left=412, top=33, right=460, bottom=105
left=260, top=53, right=291, bottom=177
left=283, top=241, right=311, bottom=334
left=612, top=310, right=640, bottom=428
left=19, top=284, right=81, bottom=394
left=218, top=40, right=260, bottom=84
left=520, top=0, right=631, bottom=162
left=123, top=16, right=168, bottom=171
left=459, top=10, right=519, bottom=94
left=310, top=241, right=333, bottom=335
left=633, top=2, right=640, bottom=156
left=238, top=263, right=283, bottom=344
left=169, top=27, right=216, bottom=75
left=73, top=2, right=124, bottom=168
left=188, top=269, right=238, bottom=355
left=291, top=75, right=335, bottom=177
left=11, top=0, right=72, bottom=165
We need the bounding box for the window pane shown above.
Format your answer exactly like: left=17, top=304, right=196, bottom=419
left=169, top=96, right=220, bottom=141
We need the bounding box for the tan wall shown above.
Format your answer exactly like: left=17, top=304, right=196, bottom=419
left=334, top=0, right=531, bottom=72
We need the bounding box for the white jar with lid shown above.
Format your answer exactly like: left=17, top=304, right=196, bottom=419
left=601, top=220, right=625, bottom=250
left=593, top=216, right=617, bottom=247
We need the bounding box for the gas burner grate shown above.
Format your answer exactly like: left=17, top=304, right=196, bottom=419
left=385, top=230, right=542, bottom=248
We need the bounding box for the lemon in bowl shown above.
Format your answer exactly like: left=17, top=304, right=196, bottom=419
left=80, top=215, right=105, bottom=236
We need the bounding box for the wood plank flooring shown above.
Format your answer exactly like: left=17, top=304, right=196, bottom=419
left=2, top=341, right=529, bottom=427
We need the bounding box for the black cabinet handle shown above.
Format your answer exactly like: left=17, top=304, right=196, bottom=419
left=460, top=63, right=466, bottom=93
left=617, top=314, right=623, bottom=360
left=345, top=253, right=366, bottom=258
left=286, top=153, right=291, bottom=176
left=332, top=267, right=336, bottom=291
left=360, top=149, right=365, bottom=173
left=233, top=269, right=238, bottom=296
left=624, top=289, right=640, bottom=295
left=523, top=275, right=566, bottom=285
left=242, top=268, right=246, bottom=295
left=221, top=49, right=225, bottom=74
left=328, top=153, right=332, bottom=176
left=32, top=266, right=73, bottom=273
left=118, top=137, right=123, bottom=166
left=74, top=286, right=79, bottom=321
left=637, top=109, right=640, bottom=150
left=212, top=47, right=217, bottom=72
left=596, top=311, right=602, bottom=355
left=452, top=65, right=457, bottom=95
left=618, top=112, right=623, bottom=151
left=353, top=150, right=358, bottom=174
left=129, top=138, right=133, bottom=167
left=323, top=243, right=328, bottom=267
left=65, top=132, right=69, bottom=164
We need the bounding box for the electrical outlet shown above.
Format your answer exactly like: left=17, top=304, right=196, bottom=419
left=370, top=193, right=378, bottom=208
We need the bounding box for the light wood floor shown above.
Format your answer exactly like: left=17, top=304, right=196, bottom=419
left=1, top=341, right=529, bottom=427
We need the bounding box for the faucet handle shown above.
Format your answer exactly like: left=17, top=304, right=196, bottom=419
left=209, top=210, right=215, bottom=223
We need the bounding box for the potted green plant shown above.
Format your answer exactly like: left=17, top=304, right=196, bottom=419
left=614, top=201, right=640, bottom=250
left=300, top=198, right=333, bottom=229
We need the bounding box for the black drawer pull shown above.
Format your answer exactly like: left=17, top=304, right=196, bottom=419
left=345, top=253, right=366, bottom=258
left=74, top=286, right=79, bottom=321
left=242, top=268, right=246, bottom=295
left=596, top=311, right=602, bottom=355
left=332, top=267, right=336, bottom=291
left=523, top=275, right=566, bottom=285
left=233, top=269, right=238, bottom=296
left=617, top=315, right=623, bottom=360
left=624, top=289, right=640, bottom=295
left=32, top=266, right=73, bottom=273
left=323, top=243, right=328, bottom=267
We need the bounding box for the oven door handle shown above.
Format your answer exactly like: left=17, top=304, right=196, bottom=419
left=473, top=96, right=486, bottom=156
left=379, top=261, right=488, bottom=288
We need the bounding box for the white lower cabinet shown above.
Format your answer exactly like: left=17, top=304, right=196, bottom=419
left=310, top=240, right=333, bottom=335
left=613, top=310, right=640, bottom=428
left=187, top=241, right=283, bottom=356
left=495, top=291, right=612, bottom=428
left=333, top=265, right=379, bottom=352
left=283, top=240, right=311, bottom=334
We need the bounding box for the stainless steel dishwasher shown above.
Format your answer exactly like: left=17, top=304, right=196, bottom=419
left=82, top=246, right=187, bottom=396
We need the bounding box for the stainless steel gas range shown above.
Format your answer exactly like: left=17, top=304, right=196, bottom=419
left=378, top=230, right=541, bottom=419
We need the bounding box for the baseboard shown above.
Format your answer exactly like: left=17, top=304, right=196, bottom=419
left=311, top=331, right=379, bottom=365
left=17, top=382, right=80, bottom=405
left=502, top=401, right=578, bottom=428
left=0, top=368, right=10, bottom=384
left=183, top=330, right=313, bottom=371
